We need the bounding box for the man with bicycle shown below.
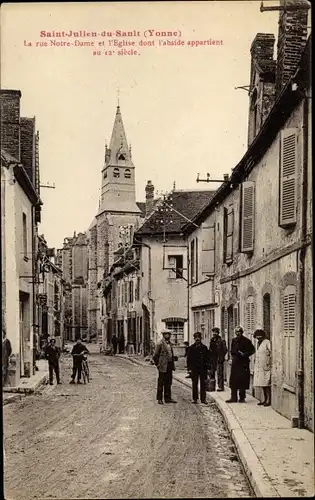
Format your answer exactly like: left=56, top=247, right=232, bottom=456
left=70, top=337, right=89, bottom=384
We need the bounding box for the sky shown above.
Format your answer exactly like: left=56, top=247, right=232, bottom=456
left=1, top=1, right=279, bottom=249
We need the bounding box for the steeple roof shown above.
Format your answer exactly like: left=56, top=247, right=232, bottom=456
left=107, top=105, right=132, bottom=166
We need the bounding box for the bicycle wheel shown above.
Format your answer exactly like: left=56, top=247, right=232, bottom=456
left=82, top=365, right=86, bottom=384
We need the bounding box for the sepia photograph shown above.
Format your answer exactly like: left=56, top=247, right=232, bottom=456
left=1, top=1, right=313, bottom=498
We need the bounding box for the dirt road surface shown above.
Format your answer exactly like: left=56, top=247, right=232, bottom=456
left=4, top=352, right=253, bottom=499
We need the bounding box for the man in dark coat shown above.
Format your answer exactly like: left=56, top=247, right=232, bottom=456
left=184, top=341, right=191, bottom=378
left=45, top=338, right=61, bottom=385
left=70, top=337, right=89, bottom=384
left=227, top=326, right=255, bottom=403
left=112, top=334, right=118, bottom=355
left=2, top=329, right=12, bottom=385
left=209, top=327, right=227, bottom=391
left=153, top=329, right=177, bottom=404
left=187, top=332, right=210, bottom=405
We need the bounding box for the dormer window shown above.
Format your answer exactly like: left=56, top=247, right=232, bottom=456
left=113, top=168, right=120, bottom=178
left=118, top=153, right=126, bottom=160
left=124, top=168, right=131, bottom=179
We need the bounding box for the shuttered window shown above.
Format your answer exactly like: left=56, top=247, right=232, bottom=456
left=124, top=282, right=128, bottom=305
left=283, top=285, right=296, bottom=387
left=190, top=239, right=195, bottom=283
left=245, top=296, right=255, bottom=371
left=279, top=128, right=298, bottom=227
left=201, top=224, right=215, bottom=276
left=233, top=304, right=239, bottom=330
left=241, top=181, right=255, bottom=253
left=245, top=296, right=255, bottom=333
left=221, top=307, right=228, bottom=342
left=223, top=208, right=234, bottom=263
left=195, top=237, right=199, bottom=283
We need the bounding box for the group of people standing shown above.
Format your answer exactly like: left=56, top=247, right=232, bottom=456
left=44, top=336, right=90, bottom=385
left=153, top=326, right=272, bottom=407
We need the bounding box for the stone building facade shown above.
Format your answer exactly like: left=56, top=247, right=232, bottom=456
left=182, top=10, right=312, bottom=430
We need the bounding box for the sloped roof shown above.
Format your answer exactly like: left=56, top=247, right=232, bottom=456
left=136, top=190, right=215, bottom=235
left=136, top=201, right=146, bottom=214
left=88, top=217, right=97, bottom=231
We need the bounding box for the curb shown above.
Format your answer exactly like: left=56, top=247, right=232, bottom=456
left=3, top=373, right=49, bottom=395
left=3, top=394, right=24, bottom=406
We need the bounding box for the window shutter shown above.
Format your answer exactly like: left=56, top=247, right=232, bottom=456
left=233, top=304, right=239, bottom=330
left=195, top=237, right=199, bottom=283
left=280, top=128, right=298, bottom=226
left=226, top=209, right=234, bottom=261
left=283, top=285, right=296, bottom=386
left=241, top=181, right=255, bottom=252
left=283, top=285, right=296, bottom=337
left=245, top=296, right=255, bottom=333
left=190, top=240, right=195, bottom=283
left=201, top=224, right=215, bottom=276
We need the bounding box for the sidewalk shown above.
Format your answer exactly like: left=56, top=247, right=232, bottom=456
left=117, top=354, right=314, bottom=498
left=3, top=359, right=48, bottom=399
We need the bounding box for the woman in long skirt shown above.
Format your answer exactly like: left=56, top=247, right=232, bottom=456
left=253, top=329, right=271, bottom=406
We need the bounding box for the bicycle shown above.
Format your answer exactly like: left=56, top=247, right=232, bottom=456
left=81, top=354, right=90, bottom=384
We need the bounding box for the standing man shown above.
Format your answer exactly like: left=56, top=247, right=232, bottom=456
left=45, top=337, right=61, bottom=385
left=209, top=327, right=227, bottom=391
left=184, top=341, right=191, bottom=379
left=2, top=329, right=12, bottom=386
left=227, top=326, right=255, bottom=403
left=187, top=332, right=210, bottom=405
left=33, top=331, right=39, bottom=372
left=112, top=334, right=118, bottom=355
left=153, top=329, right=177, bottom=404
left=70, top=337, right=89, bottom=384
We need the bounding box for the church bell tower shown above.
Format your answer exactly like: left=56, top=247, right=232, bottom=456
left=99, top=105, right=141, bottom=214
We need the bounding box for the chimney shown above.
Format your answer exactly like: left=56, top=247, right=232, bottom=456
left=251, top=33, right=275, bottom=63
left=0, top=89, right=21, bottom=161
left=248, top=34, right=276, bottom=146
left=145, top=180, right=154, bottom=217
left=20, top=117, right=36, bottom=187
left=276, top=0, right=308, bottom=95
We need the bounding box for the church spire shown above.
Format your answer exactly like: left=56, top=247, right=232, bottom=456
left=107, top=105, right=130, bottom=166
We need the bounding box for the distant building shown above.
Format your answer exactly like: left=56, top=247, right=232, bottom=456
left=57, top=232, right=88, bottom=341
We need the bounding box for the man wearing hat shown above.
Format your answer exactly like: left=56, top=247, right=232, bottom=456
left=153, top=329, right=177, bottom=404
left=187, top=332, right=210, bottom=404
left=45, top=337, right=61, bottom=385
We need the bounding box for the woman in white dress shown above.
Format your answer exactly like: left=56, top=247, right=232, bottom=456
left=253, top=329, right=271, bottom=406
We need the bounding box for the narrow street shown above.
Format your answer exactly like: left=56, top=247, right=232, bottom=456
left=4, top=351, right=253, bottom=499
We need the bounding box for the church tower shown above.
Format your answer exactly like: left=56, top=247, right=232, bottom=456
left=87, top=103, right=144, bottom=344
left=99, top=105, right=141, bottom=214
